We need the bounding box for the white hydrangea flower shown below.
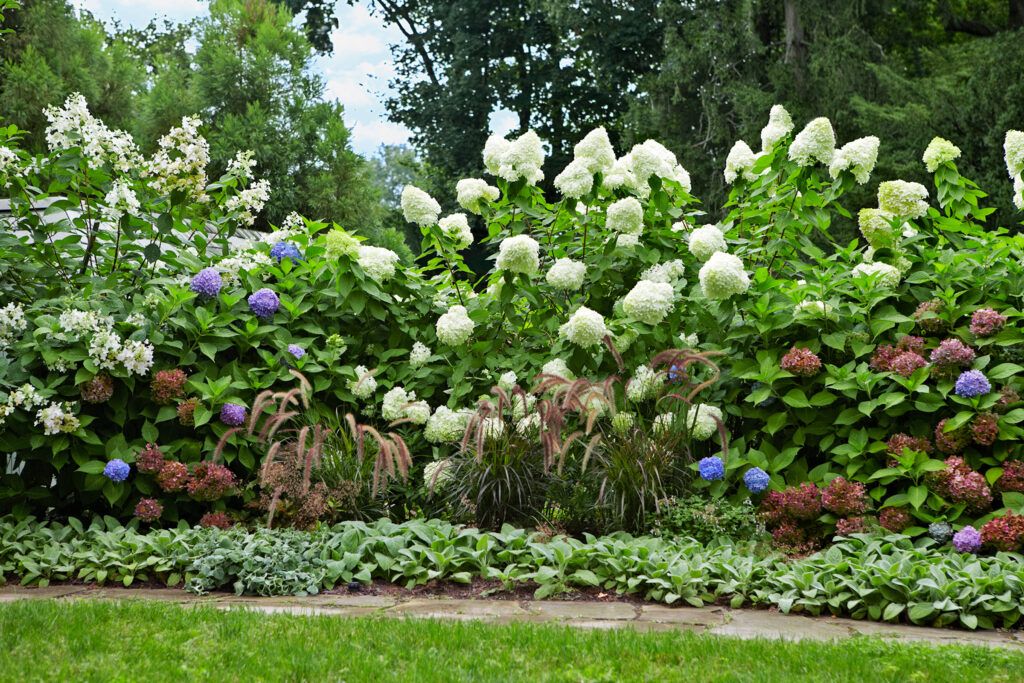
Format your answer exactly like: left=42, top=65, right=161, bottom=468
left=349, top=366, right=377, bottom=399
left=1005, top=130, right=1024, bottom=179
left=760, top=104, right=794, bottom=152
left=483, top=136, right=512, bottom=174
left=0, top=302, right=28, bottom=348
left=485, top=130, right=546, bottom=184
left=34, top=402, right=80, bottom=436
left=553, top=158, right=594, bottom=199
left=104, top=179, right=140, bottom=220
left=857, top=208, right=897, bottom=248
left=357, top=245, right=400, bottom=282
left=1014, top=174, right=1024, bottom=211
left=688, top=225, right=727, bottom=262
left=146, top=115, right=209, bottom=198
left=922, top=137, right=961, bottom=172
left=117, top=340, right=154, bottom=376
left=606, top=197, right=643, bottom=235
left=381, top=386, right=430, bottom=424
left=218, top=250, right=273, bottom=284
left=480, top=416, right=507, bottom=441
left=495, top=234, right=540, bottom=275
left=828, top=136, right=879, bottom=184
left=438, top=213, right=474, bottom=250
left=515, top=413, right=541, bottom=435
left=58, top=309, right=107, bottom=337
left=641, top=260, right=685, bottom=285
left=686, top=404, right=722, bottom=440
left=671, top=220, right=691, bottom=233
left=602, top=153, right=638, bottom=192
left=615, top=234, right=640, bottom=250
left=573, top=127, right=616, bottom=173
left=852, top=261, right=901, bottom=288
left=611, top=412, right=635, bottom=434
left=788, top=117, right=835, bottom=166
left=626, top=365, right=663, bottom=402
left=423, top=458, right=453, bottom=489
left=679, top=332, right=699, bottom=347
left=226, top=150, right=257, bottom=179
left=455, top=178, right=500, bottom=214
left=724, top=141, right=759, bottom=183
left=88, top=328, right=122, bottom=371
left=511, top=393, right=537, bottom=420
left=409, top=342, right=431, bottom=368
left=630, top=140, right=677, bottom=184
left=542, top=358, right=574, bottom=380
left=559, top=306, right=608, bottom=348
left=794, top=300, right=837, bottom=320
left=653, top=412, right=674, bottom=434
left=0, top=146, right=21, bottom=178
left=224, top=178, right=271, bottom=226
left=877, top=180, right=929, bottom=219
left=425, top=406, right=472, bottom=444
left=44, top=93, right=141, bottom=173
left=436, top=305, right=475, bottom=345
left=401, top=185, right=441, bottom=226
left=545, top=258, right=586, bottom=290
left=622, top=280, right=675, bottom=325
left=699, top=252, right=750, bottom=300
left=497, top=371, right=518, bottom=391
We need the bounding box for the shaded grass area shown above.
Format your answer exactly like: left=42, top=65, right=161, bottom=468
left=0, top=600, right=1021, bottom=682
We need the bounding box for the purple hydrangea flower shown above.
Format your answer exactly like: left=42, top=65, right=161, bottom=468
left=698, top=456, right=725, bottom=481
left=952, top=525, right=982, bottom=553
left=743, top=467, right=770, bottom=493
left=270, top=242, right=303, bottom=263
left=954, top=370, right=991, bottom=398
left=287, top=344, right=305, bottom=359
left=220, top=403, right=247, bottom=426
left=103, top=459, right=131, bottom=482
left=247, top=288, right=280, bottom=319
left=190, top=267, right=222, bottom=298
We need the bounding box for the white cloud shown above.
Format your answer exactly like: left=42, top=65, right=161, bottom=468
left=350, top=120, right=410, bottom=154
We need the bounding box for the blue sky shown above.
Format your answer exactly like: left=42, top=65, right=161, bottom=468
left=74, top=0, right=412, bottom=156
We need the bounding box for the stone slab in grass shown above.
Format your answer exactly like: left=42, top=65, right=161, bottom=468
left=638, top=604, right=727, bottom=627
left=388, top=598, right=528, bottom=620
left=709, top=610, right=854, bottom=642
left=526, top=600, right=637, bottom=621
left=0, top=585, right=88, bottom=601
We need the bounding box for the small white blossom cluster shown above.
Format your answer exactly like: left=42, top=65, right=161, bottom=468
left=641, top=260, right=686, bottom=285
left=497, top=371, right=518, bottom=392
left=573, top=127, right=616, bottom=173
left=542, top=358, right=574, bottom=380
left=381, top=386, right=430, bottom=424
left=724, top=141, right=760, bottom=183
left=103, top=179, right=140, bottom=220
left=438, top=213, right=474, bottom=249
left=425, top=406, right=473, bottom=444
left=686, top=404, right=722, bottom=440
left=218, top=250, right=273, bottom=283
left=57, top=309, right=153, bottom=376
left=622, top=280, right=674, bottom=325
left=34, top=401, right=81, bottom=436
left=545, top=258, right=586, bottom=290
left=603, top=140, right=691, bottom=197
left=357, top=245, right=400, bottom=282
left=0, top=383, right=46, bottom=428
left=349, top=366, right=377, bottom=399
left=852, top=261, right=902, bottom=288
left=788, top=117, right=835, bottom=166
left=679, top=331, right=699, bottom=347
left=515, top=412, right=541, bottom=435
left=401, top=185, right=441, bottom=226
left=794, top=299, right=837, bottom=320
left=423, top=458, right=453, bottom=488
left=409, top=342, right=431, bottom=368
left=606, top=197, right=643, bottom=235
left=436, top=305, right=475, bottom=345
left=553, top=158, right=594, bottom=199
left=224, top=179, right=271, bottom=226
left=760, top=105, right=794, bottom=151
left=877, top=180, right=929, bottom=219
left=455, top=178, right=500, bottom=214
left=0, top=146, right=21, bottom=180
left=626, top=365, right=663, bottom=402
left=147, top=116, right=210, bottom=199
left=227, top=150, right=257, bottom=179
left=615, top=234, right=640, bottom=250
left=261, top=212, right=304, bottom=245
left=857, top=208, right=898, bottom=248
left=495, top=234, right=540, bottom=275
left=484, top=130, right=546, bottom=184
left=1006, top=131, right=1024, bottom=210
left=559, top=307, right=608, bottom=348
left=698, top=252, right=750, bottom=300
left=44, top=94, right=140, bottom=172
left=829, top=136, right=879, bottom=184
left=687, top=225, right=727, bottom=262
left=922, top=137, right=961, bottom=172
left=58, top=309, right=111, bottom=336
left=0, top=302, right=27, bottom=349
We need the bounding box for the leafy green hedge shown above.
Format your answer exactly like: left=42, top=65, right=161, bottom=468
left=3, top=517, right=1023, bottom=630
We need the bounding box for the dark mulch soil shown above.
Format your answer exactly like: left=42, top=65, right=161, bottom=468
left=322, top=577, right=649, bottom=604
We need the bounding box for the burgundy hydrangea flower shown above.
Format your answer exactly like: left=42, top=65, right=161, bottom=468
left=870, top=345, right=900, bottom=372
left=979, top=512, right=1024, bottom=552
left=177, top=398, right=198, bottom=426
left=934, top=418, right=970, bottom=454
left=187, top=462, right=238, bottom=501
left=220, top=403, right=247, bottom=427
left=781, top=347, right=822, bottom=377
left=151, top=369, right=188, bottom=405
left=996, top=386, right=1020, bottom=414
left=929, top=338, right=976, bottom=369
left=913, top=299, right=947, bottom=333
left=199, top=511, right=233, bottom=530
left=929, top=456, right=992, bottom=511
left=886, top=433, right=933, bottom=457
left=770, top=521, right=816, bottom=552
left=897, top=335, right=926, bottom=355
left=821, top=477, right=868, bottom=516
left=760, top=483, right=822, bottom=523
left=136, top=443, right=165, bottom=474
left=80, top=373, right=114, bottom=404
left=133, top=498, right=163, bottom=523
left=835, top=516, right=868, bottom=536
left=879, top=507, right=912, bottom=533
left=970, top=413, right=999, bottom=446
left=156, top=460, right=190, bottom=492
left=998, top=460, right=1024, bottom=493
left=889, top=351, right=928, bottom=377
left=970, top=308, right=1007, bottom=337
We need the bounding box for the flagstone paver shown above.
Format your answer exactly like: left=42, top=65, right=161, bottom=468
left=2, top=585, right=1021, bottom=650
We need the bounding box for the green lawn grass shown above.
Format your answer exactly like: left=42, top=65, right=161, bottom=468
left=0, top=600, right=1021, bottom=682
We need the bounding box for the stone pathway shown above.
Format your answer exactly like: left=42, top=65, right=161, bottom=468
left=2, top=585, right=1022, bottom=650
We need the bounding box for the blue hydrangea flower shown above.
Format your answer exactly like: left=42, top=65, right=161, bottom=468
left=270, top=242, right=303, bottom=263
left=952, top=525, right=982, bottom=553
left=287, top=344, right=305, bottom=359
left=103, top=459, right=130, bottom=482
left=190, top=267, right=222, bottom=298
left=220, top=403, right=247, bottom=426
left=954, top=369, right=991, bottom=398
left=698, top=456, right=725, bottom=481
left=247, top=288, right=280, bottom=319
left=743, top=467, right=770, bottom=493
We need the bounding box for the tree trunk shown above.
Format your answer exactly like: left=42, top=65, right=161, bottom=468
left=783, top=0, right=806, bottom=88
left=1011, top=0, right=1024, bottom=29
